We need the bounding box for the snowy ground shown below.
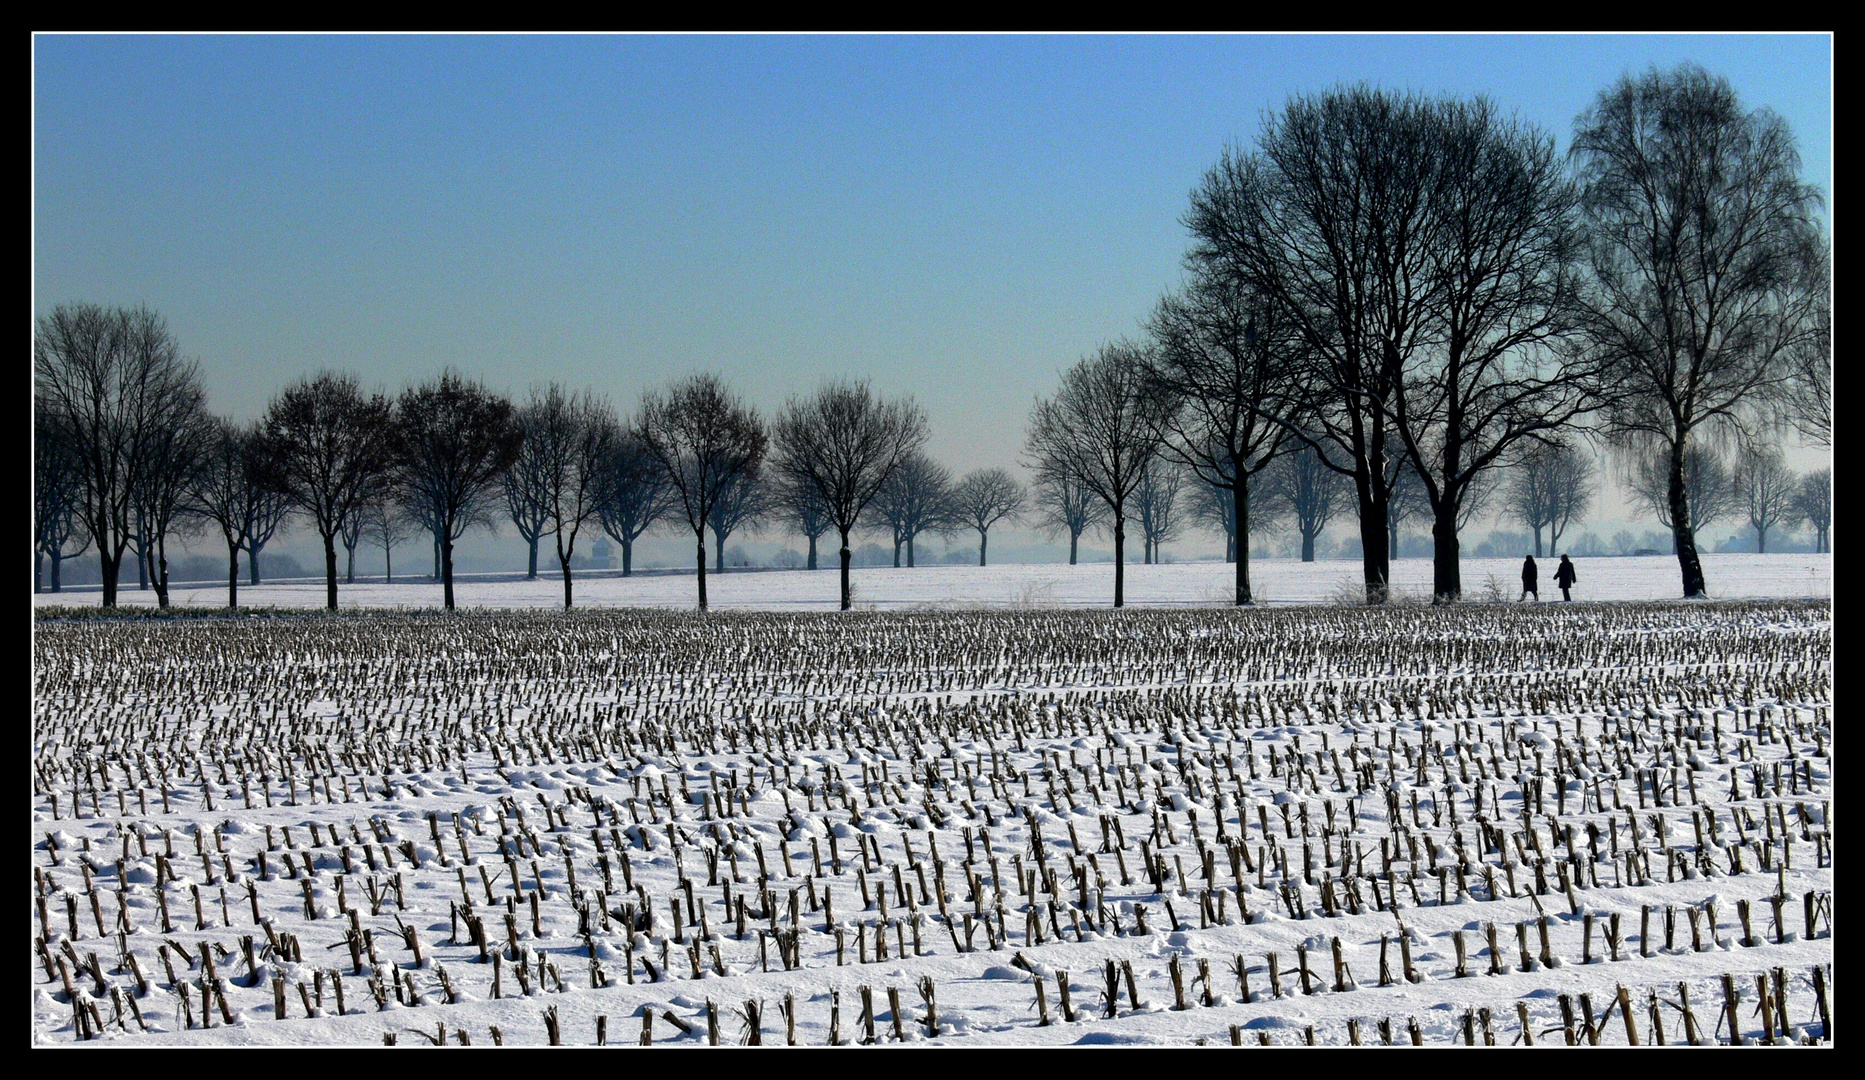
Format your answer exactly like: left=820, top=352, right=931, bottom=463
left=33, top=552, right=1834, bottom=611
left=32, top=601, right=1832, bottom=1047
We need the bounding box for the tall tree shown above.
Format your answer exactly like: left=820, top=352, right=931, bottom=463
left=1023, top=343, right=1167, bottom=607
left=188, top=419, right=265, bottom=608
left=33, top=401, right=92, bottom=593
left=524, top=385, right=620, bottom=609
left=707, top=466, right=770, bottom=572
left=1190, top=477, right=1237, bottom=562
left=951, top=468, right=1026, bottom=567
left=638, top=374, right=768, bottom=611
left=1268, top=443, right=1350, bottom=562
left=256, top=371, right=396, bottom=610
left=1792, top=468, right=1831, bottom=554
left=34, top=304, right=206, bottom=607
left=861, top=452, right=953, bottom=567
left=393, top=370, right=521, bottom=610
left=770, top=380, right=925, bottom=610
left=597, top=431, right=675, bottom=577
left=1187, top=92, right=1436, bottom=603
left=1027, top=459, right=1107, bottom=566
left=1732, top=447, right=1797, bottom=554
left=1376, top=97, right=1606, bottom=603
left=1129, top=460, right=1183, bottom=565
left=1505, top=440, right=1596, bottom=557
left=338, top=503, right=366, bottom=584
left=1145, top=269, right=1300, bottom=601
left=242, top=479, right=291, bottom=586
left=1574, top=63, right=1827, bottom=596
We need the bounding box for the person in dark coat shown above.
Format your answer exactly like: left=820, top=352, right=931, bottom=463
left=1520, top=555, right=1539, bottom=602
left=1555, top=554, right=1577, bottom=601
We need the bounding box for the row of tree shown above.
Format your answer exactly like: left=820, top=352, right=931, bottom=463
left=34, top=65, right=1830, bottom=610
left=1015, top=64, right=1828, bottom=604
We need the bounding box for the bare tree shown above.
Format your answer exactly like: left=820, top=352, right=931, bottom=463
left=1505, top=440, right=1596, bottom=556
left=1373, top=98, right=1608, bottom=602
left=770, top=380, right=925, bottom=610
left=338, top=503, right=366, bottom=584
left=1145, top=268, right=1301, bottom=601
left=33, top=401, right=92, bottom=593
left=707, top=465, right=770, bottom=572
left=188, top=419, right=264, bottom=608
left=1129, top=460, right=1183, bottom=565
left=242, top=477, right=291, bottom=586
left=1187, top=92, right=1435, bottom=603
left=1793, top=468, right=1831, bottom=554
left=504, top=402, right=556, bottom=580
left=523, top=385, right=620, bottom=609
left=393, top=370, right=521, bottom=609
left=638, top=374, right=768, bottom=611
left=775, top=472, right=835, bottom=570
left=1574, top=63, right=1828, bottom=596
left=1268, top=443, right=1350, bottom=562
left=1733, top=447, right=1797, bottom=554
left=1622, top=444, right=1739, bottom=551
left=138, top=390, right=216, bottom=607
left=1023, top=343, right=1168, bottom=607
left=364, top=500, right=418, bottom=584
left=861, top=452, right=953, bottom=568
left=34, top=304, right=207, bottom=607
left=951, top=468, right=1026, bottom=567
left=1189, top=477, right=1237, bottom=562
left=256, top=371, right=396, bottom=610
left=1383, top=453, right=1431, bottom=560
left=1027, top=459, right=1107, bottom=566
left=597, top=431, right=675, bottom=577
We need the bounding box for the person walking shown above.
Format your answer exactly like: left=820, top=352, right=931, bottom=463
left=1554, top=554, right=1577, bottom=602
left=1520, top=555, right=1540, bottom=602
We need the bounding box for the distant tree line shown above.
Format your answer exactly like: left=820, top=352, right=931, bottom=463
left=34, top=64, right=1830, bottom=609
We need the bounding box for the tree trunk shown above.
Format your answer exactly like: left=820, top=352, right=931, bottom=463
left=1234, top=477, right=1253, bottom=606
left=100, top=547, right=121, bottom=608
left=346, top=544, right=356, bottom=584
left=1112, top=514, right=1126, bottom=608
left=715, top=530, right=726, bottom=574
left=1226, top=531, right=1236, bottom=564
left=1388, top=514, right=1400, bottom=560
left=1667, top=438, right=1708, bottom=598
left=155, top=534, right=170, bottom=608
left=527, top=536, right=538, bottom=580
left=1068, top=529, right=1079, bottom=566
left=1357, top=487, right=1389, bottom=604
left=977, top=529, right=987, bottom=567
left=51, top=553, right=63, bottom=593
left=432, top=535, right=440, bottom=579
left=1302, top=528, right=1317, bottom=563
left=442, top=533, right=456, bottom=610
left=839, top=529, right=853, bottom=612
left=137, top=541, right=149, bottom=590
left=696, top=536, right=708, bottom=611
left=323, top=532, right=340, bottom=611
left=892, top=538, right=902, bottom=568
left=621, top=535, right=634, bottom=577
left=385, top=543, right=393, bottom=584
left=1550, top=523, right=1565, bottom=554
left=34, top=551, right=42, bottom=594
left=1532, top=526, right=1544, bottom=558
left=1431, top=498, right=1461, bottom=605
left=907, top=535, right=916, bottom=568
left=227, top=541, right=240, bottom=610
left=806, top=534, right=817, bottom=571
left=250, top=541, right=263, bottom=585
left=560, top=548, right=574, bottom=609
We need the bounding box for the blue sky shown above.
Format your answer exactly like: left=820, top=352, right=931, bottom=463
left=34, top=34, right=1831, bottom=565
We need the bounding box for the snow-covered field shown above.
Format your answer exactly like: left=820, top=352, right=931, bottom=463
left=32, top=599, right=1831, bottom=1047
left=33, top=552, right=1833, bottom=611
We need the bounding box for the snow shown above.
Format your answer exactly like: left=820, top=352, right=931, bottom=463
left=33, top=553, right=1833, bottom=611
left=31, top=597, right=1833, bottom=1047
